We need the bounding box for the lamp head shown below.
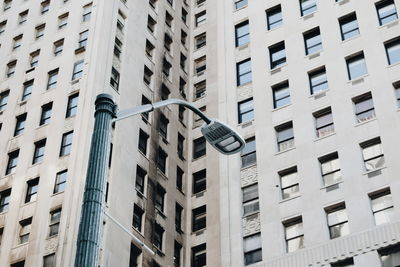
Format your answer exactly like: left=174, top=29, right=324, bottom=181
left=201, top=119, right=245, bottom=155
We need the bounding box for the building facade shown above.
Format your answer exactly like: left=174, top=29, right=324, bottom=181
left=0, top=0, right=399, bottom=267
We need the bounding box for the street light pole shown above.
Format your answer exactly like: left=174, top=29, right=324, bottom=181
left=74, top=94, right=116, bottom=267
left=74, top=94, right=245, bottom=267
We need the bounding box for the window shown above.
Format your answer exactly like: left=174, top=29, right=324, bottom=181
left=195, top=11, right=206, bottom=27
left=280, top=167, right=299, bottom=200
left=138, top=129, right=149, bottom=155
left=243, top=234, right=262, bottom=265
left=326, top=203, right=349, bottom=239
left=238, top=98, right=254, bottom=124
left=41, top=0, right=50, bottom=14
left=176, top=167, right=184, bottom=192
left=66, top=93, right=79, bottom=117
left=58, top=13, right=68, bottom=29
left=147, top=15, right=156, bottom=33
left=133, top=204, right=144, bottom=231
left=25, top=178, right=39, bottom=203
left=143, top=66, right=153, bottom=85
left=129, top=244, right=142, bottom=267
left=181, top=30, right=187, bottom=46
left=3, top=0, right=11, bottom=11
left=304, top=27, right=322, bottom=55
left=54, top=170, right=67, bottom=194
left=48, top=209, right=62, bottom=237
left=175, top=203, right=183, bottom=232
left=346, top=53, right=367, bottom=80
left=300, top=0, right=317, bottom=16
left=47, top=69, right=59, bottom=89
left=234, top=0, right=247, bottom=9
left=22, top=80, right=34, bottom=101
left=353, top=92, right=375, bottom=123
left=179, top=78, right=187, bottom=98
left=141, top=95, right=151, bottom=121
left=135, top=166, right=146, bottom=194
left=194, top=106, right=206, bottom=128
left=33, top=139, right=46, bottom=164
left=0, top=90, right=9, bottom=111
left=195, top=33, right=206, bottom=49
left=54, top=39, right=64, bottom=56
left=6, top=60, right=16, bottom=78
left=14, top=113, right=27, bottom=136
left=174, top=241, right=182, bottom=267
left=376, top=0, right=398, bottom=25
left=276, top=122, right=294, bottom=152
left=269, top=41, right=286, bottom=69
left=60, top=131, right=73, bottom=156
left=40, top=102, right=52, bottom=126
left=159, top=114, right=169, bottom=139
left=161, top=84, right=170, bottom=100
left=266, top=5, right=282, bottom=30
left=178, top=133, right=185, bottom=159
left=19, top=217, right=32, bottom=244
left=13, top=34, right=22, bottom=50
left=0, top=20, right=6, bottom=35
left=29, top=50, right=40, bottom=68
left=78, top=30, right=88, bottom=48
left=82, top=3, right=92, bottom=21
left=193, top=137, right=206, bottom=159
left=72, top=61, right=84, bottom=80
left=164, top=33, right=172, bottom=51
left=194, top=80, right=206, bottom=99
left=19, top=10, right=28, bottom=24
left=114, top=37, right=122, bottom=58
left=242, top=184, right=259, bottom=216
left=192, top=205, right=206, bottom=232
left=361, top=138, right=385, bottom=171
left=110, top=67, right=120, bottom=90
left=0, top=227, right=3, bottom=245
left=193, top=169, right=206, bottom=194
left=163, top=58, right=173, bottom=77
left=284, top=217, right=304, bottom=252
left=165, top=11, right=173, bottom=28
left=379, top=243, right=400, bottom=266
left=331, top=258, right=354, bottom=267
left=145, top=39, right=154, bottom=58
left=370, top=188, right=394, bottom=225
left=180, top=53, right=187, bottom=70
left=236, top=59, right=252, bottom=86
left=309, top=67, right=328, bottom=94
left=314, top=108, right=334, bottom=138
left=35, top=24, right=45, bottom=39
left=196, top=0, right=205, bottom=5
left=153, top=223, right=164, bottom=250
left=157, top=148, right=167, bottom=174
left=194, top=56, right=206, bottom=75
left=43, top=254, right=56, bottom=267
left=235, top=20, right=249, bottom=47
left=319, top=152, right=342, bottom=187
left=11, top=261, right=25, bottom=267
left=339, top=13, right=359, bottom=40
left=0, top=188, right=11, bottom=212
left=385, top=38, right=400, bottom=65
left=394, top=81, right=400, bottom=107
left=192, top=243, right=206, bottom=267
left=6, top=150, right=19, bottom=175
left=241, top=137, right=256, bottom=168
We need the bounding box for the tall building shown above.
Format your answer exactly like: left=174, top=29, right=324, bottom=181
left=0, top=0, right=400, bottom=267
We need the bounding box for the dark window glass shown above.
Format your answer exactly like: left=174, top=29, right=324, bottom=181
left=6, top=150, right=19, bottom=175
left=60, top=131, right=73, bottom=156
left=135, top=166, right=146, bottom=194
left=33, top=139, right=46, bottom=164
left=129, top=244, right=142, bottom=267
left=40, top=102, right=52, bottom=125
left=175, top=203, right=183, bottom=232
left=193, top=137, right=206, bottom=159
left=132, top=204, right=144, bottom=231
left=14, top=113, right=27, bottom=136
left=155, top=184, right=165, bottom=212
left=25, top=178, right=39, bottom=203
left=276, top=122, right=294, bottom=152
left=66, top=93, right=79, bottom=118
left=153, top=223, right=164, bottom=250
left=138, top=129, right=149, bottom=155
left=176, top=167, right=184, bottom=192
left=193, top=169, right=206, bottom=194
left=157, top=148, right=167, bottom=173
left=192, top=243, right=206, bottom=267
left=192, top=205, right=206, bottom=232
left=0, top=188, right=11, bottom=212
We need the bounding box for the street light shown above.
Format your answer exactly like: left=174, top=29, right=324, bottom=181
left=74, top=94, right=245, bottom=267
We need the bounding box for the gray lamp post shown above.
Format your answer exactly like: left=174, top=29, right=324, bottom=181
left=74, top=93, right=245, bottom=267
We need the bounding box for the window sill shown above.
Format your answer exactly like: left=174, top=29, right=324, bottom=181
left=26, top=67, right=35, bottom=74
left=136, top=189, right=147, bottom=199
left=155, top=208, right=167, bottom=219
left=192, top=155, right=206, bottom=162
left=270, top=64, right=287, bottom=74
left=341, top=34, right=361, bottom=44
left=51, top=191, right=64, bottom=197
left=177, top=187, right=185, bottom=195
left=272, top=103, right=291, bottom=112
left=388, top=60, right=400, bottom=69
left=242, top=211, right=260, bottom=218
left=336, top=0, right=350, bottom=5
left=75, top=46, right=86, bottom=54
left=305, top=51, right=321, bottom=60
left=354, top=117, right=377, bottom=127
left=237, top=81, right=252, bottom=88
left=363, top=166, right=386, bottom=176
left=71, top=79, right=80, bottom=85
left=236, top=43, right=249, bottom=51
left=348, top=74, right=368, bottom=85
left=194, top=94, right=206, bottom=101
left=380, top=19, right=398, bottom=29
left=320, top=180, right=343, bottom=190
left=301, top=11, right=317, bottom=20
left=157, top=168, right=168, bottom=180
left=192, top=228, right=205, bottom=236
left=275, top=146, right=296, bottom=156
left=20, top=200, right=36, bottom=207
left=278, top=194, right=301, bottom=204
left=138, top=150, right=149, bottom=160
left=153, top=245, right=165, bottom=256
left=132, top=226, right=145, bottom=238
left=238, top=120, right=254, bottom=128
left=19, top=100, right=28, bottom=106
left=192, top=190, right=206, bottom=198
left=240, top=163, right=257, bottom=171
left=314, top=132, right=336, bottom=142
left=310, top=89, right=329, bottom=99
left=13, top=242, right=29, bottom=249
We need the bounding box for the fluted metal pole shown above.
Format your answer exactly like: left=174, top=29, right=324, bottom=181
left=74, top=94, right=116, bottom=267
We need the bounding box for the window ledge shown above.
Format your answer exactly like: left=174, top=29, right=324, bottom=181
left=240, top=163, right=257, bottom=171
left=153, top=245, right=165, bottom=256
left=194, top=94, right=207, bottom=101
left=236, top=43, right=249, bottom=51
left=320, top=180, right=343, bottom=190
left=341, top=34, right=361, bottom=44
left=363, top=166, right=386, bottom=176
left=275, top=146, right=296, bottom=156
left=336, top=0, right=350, bottom=5
left=348, top=74, right=368, bottom=85
left=238, top=120, right=254, bottom=128
left=19, top=100, right=28, bottom=106
left=155, top=208, right=167, bottom=219
left=51, top=191, right=64, bottom=197
left=26, top=67, right=35, bottom=74
left=192, top=228, right=206, bottom=235
left=305, top=51, right=322, bottom=60
left=75, top=46, right=86, bottom=54
left=314, top=132, right=336, bottom=142
left=301, top=11, right=317, bottom=20
left=270, top=64, right=287, bottom=74
left=354, top=117, right=377, bottom=127
left=192, top=155, right=206, bottom=162
left=242, top=211, right=260, bottom=218
left=132, top=226, right=145, bottom=238
left=278, top=194, right=301, bottom=204
left=138, top=150, right=149, bottom=160
left=71, top=79, right=80, bottom=85
left=192, top=190, right=206, bottom=198
left=310, top=90, right=329, bottom=99
left=380, top=19, right=398, bottom=29
left=266, top=25, right=282, bottom=33
left=20, top=200, right=36, bottom=207
left=136, top=189, right=147, bottom=199
left=388, top=60, right=400, bottom=69
left=157, top=169, right=168, bottom=180
left=272, top=103, right=292, bottom=112
left=237, top=81, right=252, bottom=88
